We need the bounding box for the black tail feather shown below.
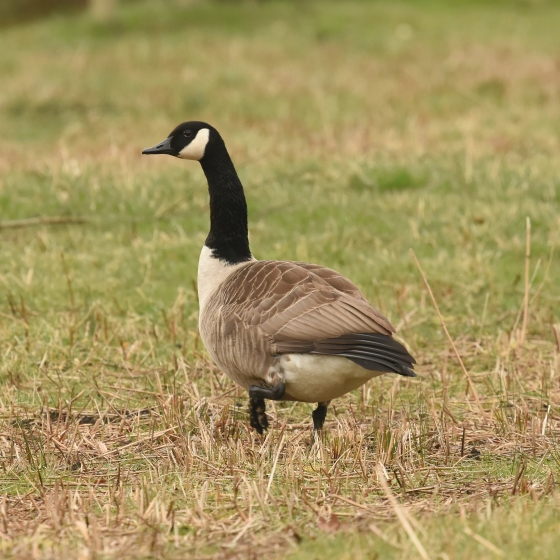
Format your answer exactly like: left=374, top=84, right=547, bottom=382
left=276, top=333, right=416, bottom=378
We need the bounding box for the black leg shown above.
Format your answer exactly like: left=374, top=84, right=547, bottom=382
left=249, top=395, right=268, bottom=434
left=247, top=383, right=285, bottom=434
left=312, top=402, right=329, bottom=431
left=249, top=383, right=285, bottom=401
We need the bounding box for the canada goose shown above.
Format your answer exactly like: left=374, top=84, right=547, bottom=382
left=142, top=122, right=416, bottom=433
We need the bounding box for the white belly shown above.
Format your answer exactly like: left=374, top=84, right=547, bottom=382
left=277, top=354, right=384, bottom=403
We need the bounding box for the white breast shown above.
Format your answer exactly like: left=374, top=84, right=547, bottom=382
left=277, top=353, right=384, bottom=403
left=197, top=245, right=254, bottom=315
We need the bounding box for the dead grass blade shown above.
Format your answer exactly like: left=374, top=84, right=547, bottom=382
left=0, top=216, right=88, bottom=229
left=463, top=526, right=505, bottom=557
left=376, top=463, right=431, bottom=560
left=266, top=432, right=286, bottom=502
left=410, top=249, right=483, bottom=411
left=520, top=216, right=531, bottom=347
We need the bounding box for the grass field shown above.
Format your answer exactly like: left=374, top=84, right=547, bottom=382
left=1, top=0, right=560, bottom=558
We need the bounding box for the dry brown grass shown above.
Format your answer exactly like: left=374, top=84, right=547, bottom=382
left=1, top=323, right=558, bottom=558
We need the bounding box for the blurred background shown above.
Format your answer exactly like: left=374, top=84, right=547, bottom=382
left=1, top=0, right=559, bottom=343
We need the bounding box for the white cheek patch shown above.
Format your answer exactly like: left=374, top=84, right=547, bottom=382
left=178, top=128, right=210, bottom=160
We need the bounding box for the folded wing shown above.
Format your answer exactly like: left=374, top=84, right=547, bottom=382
left=219, top=261, right=415, bottom=377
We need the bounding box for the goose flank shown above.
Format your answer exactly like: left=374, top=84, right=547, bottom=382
left=142, top=122, right=416, bottom=433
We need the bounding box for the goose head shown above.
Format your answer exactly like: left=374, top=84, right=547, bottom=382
left=142, top=121, right=217, bottom=161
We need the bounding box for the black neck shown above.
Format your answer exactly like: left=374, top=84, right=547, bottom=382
left=199, top=138, right=252, bottom=265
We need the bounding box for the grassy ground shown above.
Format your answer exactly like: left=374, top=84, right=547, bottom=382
left=1, top=0, right=560, bottom=558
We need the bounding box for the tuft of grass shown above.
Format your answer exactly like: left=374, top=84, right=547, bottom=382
left=349, top=166, right=427, bottom=193
left=0, top=0, right=559, bottom=558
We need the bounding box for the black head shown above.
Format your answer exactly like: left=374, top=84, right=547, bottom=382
left=142, top=121, right=219, bottom=160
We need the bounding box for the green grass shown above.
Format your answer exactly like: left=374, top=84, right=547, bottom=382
left=0, top=0, right=559, bottom=558
left=289, top=497, right=560, bottom=560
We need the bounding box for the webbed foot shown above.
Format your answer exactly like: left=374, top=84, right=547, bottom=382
left=247, top=383, right=285, bottom=434
left=249, top=395, right=268, bottom=434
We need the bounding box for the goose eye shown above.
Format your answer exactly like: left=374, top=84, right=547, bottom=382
left=183, top=130, right=192, bottom=138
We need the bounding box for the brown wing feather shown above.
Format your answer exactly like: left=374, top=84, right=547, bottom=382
left=219, top=261, right=394, bottom=340
left=290, top=262, right=368, bottom=301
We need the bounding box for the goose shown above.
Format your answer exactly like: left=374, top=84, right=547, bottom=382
left=142, top=122, right=416, bottom=433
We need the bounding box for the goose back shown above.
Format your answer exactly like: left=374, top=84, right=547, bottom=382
left=198, top=259, right=401, bottom=392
